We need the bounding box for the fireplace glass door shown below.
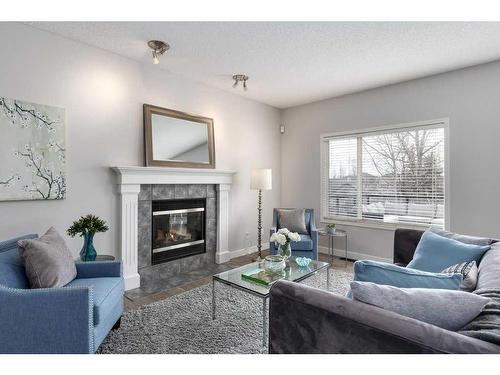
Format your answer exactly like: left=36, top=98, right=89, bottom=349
left=151, top=199, right=206, bottom=264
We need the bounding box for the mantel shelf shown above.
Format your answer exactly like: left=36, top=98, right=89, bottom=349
left=111, top=166, right=236, bottom=185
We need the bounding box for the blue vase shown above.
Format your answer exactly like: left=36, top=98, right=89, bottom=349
left=80, top=232, right=97, bottom=261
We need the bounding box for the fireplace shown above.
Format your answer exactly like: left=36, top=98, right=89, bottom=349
left=151, top=198, right=206, bottom=264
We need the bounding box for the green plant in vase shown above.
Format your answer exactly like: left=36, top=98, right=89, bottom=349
left=67, top=214, right=109, bottom=261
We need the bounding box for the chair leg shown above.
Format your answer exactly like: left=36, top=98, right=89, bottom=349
left=112, top=317, right=122, bottom=330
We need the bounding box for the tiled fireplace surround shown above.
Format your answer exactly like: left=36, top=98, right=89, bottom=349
left=112, top=167, right=236, bottom=293
left=137, top=183, right=218, bottom=291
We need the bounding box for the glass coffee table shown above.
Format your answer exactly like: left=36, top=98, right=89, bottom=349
left=212, top=257, right=330, bottom=347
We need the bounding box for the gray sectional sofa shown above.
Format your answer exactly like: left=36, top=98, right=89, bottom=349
left=269, top=229, right=500, bottom=354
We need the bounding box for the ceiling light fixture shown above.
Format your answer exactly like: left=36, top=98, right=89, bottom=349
left=232, top=74, right=249, bottom=91
left=148, top=40, right=170, bottom=65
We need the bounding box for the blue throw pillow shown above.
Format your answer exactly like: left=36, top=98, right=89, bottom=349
left=353, top=260, right=462, bottom=290
left=407, top=230, right=490, bottom=273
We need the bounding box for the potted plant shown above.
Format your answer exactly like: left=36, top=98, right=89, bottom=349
left=270, top=228, right=301, bottom=260
left=67, top=214, right=109, bottom=261
left=326, top=223, right=336, bottom=234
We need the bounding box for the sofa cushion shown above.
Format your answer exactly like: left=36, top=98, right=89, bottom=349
left=430, top=227, right=492, bottom=246
left=290, top=234, right=313, bottom=251
left=277, top=209, right=308, bottom=234
left=353, top=260, right=462, bottom=290
left=66, top=277, right=124, bottom=326
left=18, top=227, right=77, bottom=288
left=351, top=281, right=489, bottom=331
left=0, top=234, right=37, bottom=289
left=407, top=230, right=490, bottom=273
left=477, top=242, right=500, bottom=290
left=442, top=261, right=478, bottom=292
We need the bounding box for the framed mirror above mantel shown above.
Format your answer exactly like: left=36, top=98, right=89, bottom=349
left=143, top=104, right=215, bottom=168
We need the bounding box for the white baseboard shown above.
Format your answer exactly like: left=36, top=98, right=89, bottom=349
left=124, top=273, right=141, bottom=291
left=217, top=243, right=270, bottom=263
left=318, top=245, right=392, bottom=263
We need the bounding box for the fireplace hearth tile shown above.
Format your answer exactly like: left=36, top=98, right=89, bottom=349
left=188, top=184, right=207, bottom=198
left=125, top=262, right=234, bottom=300
left=152, top=184, right=175, bottom=200
left=206, top=198, right=216, bottom=220
left=138, top=201, right=152, bottom=228
left=174, top=184, right=188, bottom=198
left=138, top=266, right=159, bottom=286
left=138, top=227, right=151, bottom=268
left=138, top=185, right=151, bottom=201
left=207, top=184, right=216, bottom=198
left=158, top=261, right=181, bottom=280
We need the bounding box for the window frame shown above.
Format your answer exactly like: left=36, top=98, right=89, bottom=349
left=320, top=118, right=450, bottom=231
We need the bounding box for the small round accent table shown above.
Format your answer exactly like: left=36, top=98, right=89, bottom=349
left=319, top=229, right=348, bottom=267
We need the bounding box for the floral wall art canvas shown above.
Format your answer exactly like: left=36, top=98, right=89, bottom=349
left=0, top=96, right=66, bottom=201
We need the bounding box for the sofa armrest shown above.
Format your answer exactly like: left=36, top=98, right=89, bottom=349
left=269, top=280, right=500, bottom=354
left=75, top=260, right=122, bottom=279
left=393, top=229, right=424, bottom=266
left=0, top=286, right=94, bottom=353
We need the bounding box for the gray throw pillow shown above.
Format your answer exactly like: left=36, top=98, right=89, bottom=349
left=442, top=261, right=478, bottom=292
left=430, top=227, right=492, bottom=246
left=17, top=227, right=77, bottom=288
left=350, top=281, right=490, bottom=331
left=278, top=209, right=308, bottom=234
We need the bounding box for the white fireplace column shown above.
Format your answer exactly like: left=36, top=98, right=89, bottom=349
left=215, top=183, right=231, bottom=264
left=112, top=166, right=236, bottom=291
left=118, top=184, right=141, bottom=290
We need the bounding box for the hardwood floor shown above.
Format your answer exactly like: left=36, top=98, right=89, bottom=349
left=124, top=251, right=353, bottom=311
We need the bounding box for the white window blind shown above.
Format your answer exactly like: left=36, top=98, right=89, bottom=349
left=322, top=121, right=446, bottom=227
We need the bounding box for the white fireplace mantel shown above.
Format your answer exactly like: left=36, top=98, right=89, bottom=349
left=112, top=166, right=236, bottom=290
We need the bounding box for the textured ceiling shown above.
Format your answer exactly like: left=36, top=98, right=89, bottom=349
left=27, top=22, right=500, bottom=108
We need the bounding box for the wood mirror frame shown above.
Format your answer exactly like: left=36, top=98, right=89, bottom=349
left=143, top=104, right=215, bottom=168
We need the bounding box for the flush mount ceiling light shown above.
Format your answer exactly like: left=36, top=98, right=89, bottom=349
left=232, top=74, right=249, bottom=91
left=148, top=40, right=170, bottom=65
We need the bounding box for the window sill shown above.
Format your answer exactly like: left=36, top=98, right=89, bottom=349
left=320, top=218, right=437, bottom=232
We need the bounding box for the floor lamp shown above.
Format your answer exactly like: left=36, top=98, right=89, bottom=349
left=250, top=169, right=272, bottom=262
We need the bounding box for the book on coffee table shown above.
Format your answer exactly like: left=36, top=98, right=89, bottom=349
left=241, top=268, right=284, bottom=287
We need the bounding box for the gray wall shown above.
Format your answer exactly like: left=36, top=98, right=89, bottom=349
left=281, top=60, right=500, bottom=260
left=0, top=23, right=281, bottom=258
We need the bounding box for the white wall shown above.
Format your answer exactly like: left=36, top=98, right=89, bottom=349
left=281, top=60, right=500, bottom=261
left=0, top=23, right=281, bottom=258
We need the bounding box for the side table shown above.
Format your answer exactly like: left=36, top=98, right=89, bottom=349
left=318, top=229, right=348, bottom=267
left=76, top=255, right=116, bottom=262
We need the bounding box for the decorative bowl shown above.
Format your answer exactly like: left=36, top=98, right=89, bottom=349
left=295, top=257, right=312, bottom=267
left=263, top=255, right=286, bottom=274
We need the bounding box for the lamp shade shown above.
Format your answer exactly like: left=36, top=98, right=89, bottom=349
left=250, top=169, right=272, bottom=190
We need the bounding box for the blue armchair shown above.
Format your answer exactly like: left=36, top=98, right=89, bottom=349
left=270, top=208, right=318, bottom=260
left=0, top=234, right=124, bottom=353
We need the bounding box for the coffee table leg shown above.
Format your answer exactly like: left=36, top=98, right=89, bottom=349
left=331, top=235, right=334, bottom=265
left=262, top=297, right=267, bottom=347
left=345, top=234, right=348, bottom=268
left=212, top=278, right=216, bottom=320
left=326, top=265, right=330, bottom=290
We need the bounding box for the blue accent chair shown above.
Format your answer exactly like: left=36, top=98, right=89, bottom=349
left=270, top=208, right=318, bottom=260
left=0, top=234, right=124, bottom=353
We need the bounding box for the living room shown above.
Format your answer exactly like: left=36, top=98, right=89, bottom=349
left=1, top=0, right=500, bottom=370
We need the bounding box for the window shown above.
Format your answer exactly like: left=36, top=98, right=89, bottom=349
left=321, top=119, right=447, bottom=228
